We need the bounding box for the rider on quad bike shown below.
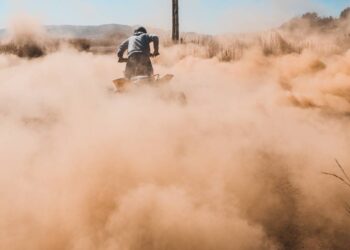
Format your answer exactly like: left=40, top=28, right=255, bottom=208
left=117, top=27, right=159, bottom=79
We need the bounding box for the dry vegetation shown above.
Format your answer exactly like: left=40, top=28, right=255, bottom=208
left=176, top=9, right=350, bottom=61
left=2, top=8, right=350, bottom=60
left=0, top=35, right=128, bottom=58
left=0, top=38, right=94, bottom=58
left=0, top=42, right=46, bottom=58
left=160, top=7, right=350, bottom=63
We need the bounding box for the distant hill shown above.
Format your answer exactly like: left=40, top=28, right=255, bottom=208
left=0, top=24, right=134, bottom=40
left=45, top=24, right=133, bottom=39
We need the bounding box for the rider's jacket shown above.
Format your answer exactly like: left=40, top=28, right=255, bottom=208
left=117, top=32, right=159, bottom=58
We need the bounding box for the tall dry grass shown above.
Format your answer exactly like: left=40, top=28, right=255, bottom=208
left=177, top=31, right=300, bottom=62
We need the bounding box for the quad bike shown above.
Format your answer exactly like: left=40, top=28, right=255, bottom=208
left=113, top=73, right=175, bottom=92
left=113, top=55, right=173, bottom=91
left=112, top=56, right=186, bottom=104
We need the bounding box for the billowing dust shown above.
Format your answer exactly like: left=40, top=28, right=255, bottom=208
left=1, top=17, right=350, bottom=250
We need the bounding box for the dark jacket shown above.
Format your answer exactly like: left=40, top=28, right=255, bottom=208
left=117, top=32, right=159, bottom=58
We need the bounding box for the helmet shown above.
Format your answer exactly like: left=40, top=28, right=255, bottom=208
left=134, top=26, right=147, bottom=34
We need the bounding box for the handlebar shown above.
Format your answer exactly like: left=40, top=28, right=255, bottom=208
left=118, top=58, right=128, bottom=63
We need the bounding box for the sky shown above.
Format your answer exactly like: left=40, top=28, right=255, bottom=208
left=0, top=0, right=349, bottom=34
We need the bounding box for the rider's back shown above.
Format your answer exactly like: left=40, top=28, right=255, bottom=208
left=117, top=27, right=159, bottom=79
left=127, top=32, right=158, bottom=56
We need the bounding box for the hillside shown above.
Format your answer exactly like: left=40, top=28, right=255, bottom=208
left=45, top=24, right=133, bottom=39
left=0, top=23, right=133, bottom=40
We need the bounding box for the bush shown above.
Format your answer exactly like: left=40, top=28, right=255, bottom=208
left=68, top=38, right=91, bottom=51
left=340, top=8, right=350, bottom=20
left=0, top=42, right=45, bottom=58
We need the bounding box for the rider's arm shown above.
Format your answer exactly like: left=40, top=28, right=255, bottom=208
left=117, top=39, right=129, bottom=58
left=149, top=35, right=159, bottom=55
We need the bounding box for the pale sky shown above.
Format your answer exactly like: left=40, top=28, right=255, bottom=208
left=0, top=0, right=349, bottom=34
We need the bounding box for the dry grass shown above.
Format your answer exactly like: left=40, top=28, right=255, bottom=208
left=174, top=31, right=301, bottom=62
left=0, top=42, right=46, bottom=58
left=68, top=38, right=91, bottom=52
left=0, top=38, right=92, bottom=58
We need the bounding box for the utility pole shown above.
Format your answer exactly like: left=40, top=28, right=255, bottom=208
left=172, top=0, right=179, bottom=42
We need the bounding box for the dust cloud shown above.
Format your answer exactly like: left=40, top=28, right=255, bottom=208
left=1, top=16, right=350, bottom=250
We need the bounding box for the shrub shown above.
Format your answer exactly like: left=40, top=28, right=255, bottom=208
left=68, top=38, right=91, bottom=51
left=0, top=42, right=45, bottom=58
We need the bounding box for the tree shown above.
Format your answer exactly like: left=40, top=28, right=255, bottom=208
left=340, top=7, right=350, bottom=20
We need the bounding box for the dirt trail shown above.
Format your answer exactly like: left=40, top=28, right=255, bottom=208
left=1, top=17, right=350, bottom=250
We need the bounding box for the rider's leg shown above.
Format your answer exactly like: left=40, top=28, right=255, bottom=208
left=125, top=54, right=137, bottom=79
left=126, top=53, right=154, bottom=78
left=137, top=54, right=153, bottom=76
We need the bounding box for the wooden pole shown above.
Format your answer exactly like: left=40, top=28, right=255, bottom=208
left=172, top=0, right=179, bottom=42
